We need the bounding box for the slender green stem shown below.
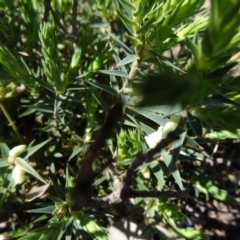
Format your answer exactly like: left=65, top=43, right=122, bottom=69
left=0, top=102, right=22, bottom=142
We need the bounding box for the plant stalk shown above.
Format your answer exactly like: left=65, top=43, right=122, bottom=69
left=0, top=102, right=22, bottom=142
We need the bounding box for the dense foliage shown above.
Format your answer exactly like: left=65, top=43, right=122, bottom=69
left=0, top=0, right=240, bottom=239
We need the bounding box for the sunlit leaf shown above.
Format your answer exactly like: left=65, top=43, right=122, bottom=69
left=0, top=142, right=9, bottom=158
left=128, top=106, right=167, bottom=126
left=27, top=205, right=55, bottom=214
left=98, top=70, right=128, bottom=78
left=87, top=80, right=118, bottom=96
left=110, top=33, right=133, bottom=54
left=15, top=157, right=47, bottom=184
left=116, top=54, right=138, bottom=67
left=22, top=139, right=52, bottom=160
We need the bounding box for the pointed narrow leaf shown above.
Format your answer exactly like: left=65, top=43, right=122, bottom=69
left=116, top=54, right=138, bottom=67
left=161, top=152, right=184, bottom=190
left=98, top=70, right=128, bottom=78
left=121, top=91, right=130, bottom=112
left=169, top=130, right=186, bottom=171
left=117, top=11, right=134, bottom=34
left=118, top=0, right=135, bottom=14
left=86, top=81, right=118, bottom=96
left=187, top=112, right=203, bottom=136
left=110, top=74, right=120, bottom=91
left=81, top=214, right=108, bottom=240
left=172, top=169, right=184, bottom=190
left=22, top=139, right=52, bottom=160
left=138, top=121, right=155, bottom=135
left=135, top=105, right=182, bottom=116
left=110, top=33, right=133, bottom=54
left=27, top=205, right=55, bottom=214
left=15, top=157, right=47, bottom=184
left=0, top=158, right=8, bottom=168
left=128, top=106, right=167, bottom=126
left=113, top=50, right=128, bottom=74
left=150, top=160, right=165, bottom=190
left=65, top=218, right=74, bottom=240
left=0, top=142, right=9, bottom=158
left=19, top=108, right=37, bottom=117
left=68, top=146, right=83, bottom=161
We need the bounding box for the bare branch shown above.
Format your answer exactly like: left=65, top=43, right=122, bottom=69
left=85, top=187, right=190, bottom=209
left=79, top=179, right=190, bottom=209
left=74, top=101, right=123, bottom=207
left=129, top=189, right=190, bottom=199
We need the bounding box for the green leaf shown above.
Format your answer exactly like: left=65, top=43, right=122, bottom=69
left=27, top=205, right=55, bottom=214
left=51, top=181, right=66, bottom=200
left=161, top=152, right=184, bottom=190
left=18, top=221, right=65, bottom=240
left=187, top=112, right=203, bottom=136
left=138, top=120, right=155, bottom=135
left=18, top=108, right=37, bottom=117
left=68, top=146, right=83, bottom=161
left=112, top=49, right=128, bottom=74
left=171, top=168, right=184, bottom=190
left=0, top=142, right=9, bottom=158
left=176, top=227, right=208, bottom=240
left=128, top=106, right=167, bottom=126
left=205, top=130, right=240, bottom=139
left=137, top=17, right=155, bottom=35
left=22, top=139, right=52, bottom=160
left=169, top=130, right=187, bottom=171
left=0, top=158, right=8, bottom=168
left=150, top=160, right=165, bottom=190
left=109, top=74, right=120, bottom=91
left=110, top=33, right=133, bottom=54
left=65, top=217, right=74, bottom=240
left=79, top=213, right=108, bottom=240
left=117, top=11, right=135, bottom=35
left=148, top=50, right=185, bottom=73
left=118, top=0, right=135, bottom=14
left=195, top=178, right=238, bottom=205
left=98, top=70, right=128, bottom=78
left=86, top=80, right=118, bottom=96
left=116, top=54, right=138, bottom=67
left=162, top=1, right=184, bottom=27
left=15, top=157, right=47, bottom=184
left=134, top=105, right=182, bottom=117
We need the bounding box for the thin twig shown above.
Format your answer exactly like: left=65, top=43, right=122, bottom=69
left=122, top=132, right=179, bottom=195
left=0, top=102, right=22, bottom=142
left=120, top=60, right=138, bottom=92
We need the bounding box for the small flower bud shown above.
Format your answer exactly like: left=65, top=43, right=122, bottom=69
left=9, top=145, right=26, bottom=158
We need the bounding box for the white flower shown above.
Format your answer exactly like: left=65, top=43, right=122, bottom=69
left=145, top=126, right=163, bottom=149
left=12, top=165, right=25, bottom=184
